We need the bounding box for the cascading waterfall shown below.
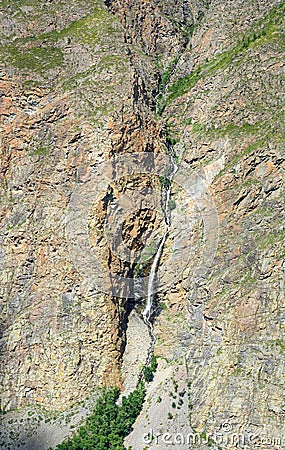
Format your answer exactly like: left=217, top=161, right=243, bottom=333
left=142, top=145, right=178, bottom=363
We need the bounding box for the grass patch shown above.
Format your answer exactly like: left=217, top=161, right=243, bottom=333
left=161, top=2, right=284, bottom=110
left=193, top=121, right=259, bottom=137
left=134, top=239, right=161, bottom=276
left=257, top=228, right=285, bottom=250
left=274, top=339, right=285, bottom=353
left=159, top=58, right=179, bottom=90
left=31, top=146, right=50, bottom=157
left=213, top=139, right=262, bottom=181
left=0, top=7, right=119, bottom=75
left=1, top=45, right=63, bottom=73
left=98, top=55, right=126, bottom=69
left=9, top=8, right=116, bottom=47
left=191, top=110, right=284, bottom=139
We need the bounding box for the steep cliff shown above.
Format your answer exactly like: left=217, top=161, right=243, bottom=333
left=0, top=0, right=284, bottom=448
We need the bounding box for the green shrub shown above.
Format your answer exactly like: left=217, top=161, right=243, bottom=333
left=54, top=356, right=158, bottom=449
left=54, top=383, right=145, bottom=450
left=168, top=199, right=176, bottom=211
left=160, top=302, right=167, bottom=311
left=143, top=366, right=154, bottom=382
left=158, top=175, right=171, bottom=189
left=143, top=355, right=158, bottom=382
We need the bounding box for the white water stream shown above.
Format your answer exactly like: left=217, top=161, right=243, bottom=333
left=142, top=148, right=178, bottom=321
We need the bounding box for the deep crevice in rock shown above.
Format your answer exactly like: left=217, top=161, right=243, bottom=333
left=102, top=0, right=203, bottom=386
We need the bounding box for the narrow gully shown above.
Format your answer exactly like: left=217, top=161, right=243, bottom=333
left=142, top=142, right=178, bottom=365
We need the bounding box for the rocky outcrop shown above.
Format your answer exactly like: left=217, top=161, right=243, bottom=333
left=126, top=1, right=285, bottom=448
left=0, top=0, right=148, bottom=412
left=0, top=0, right=188, bottom=415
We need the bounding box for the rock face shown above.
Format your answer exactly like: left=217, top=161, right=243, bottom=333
left=0, top=0, right=284, bottom=448
left=0, top=0, right=137, bottom=411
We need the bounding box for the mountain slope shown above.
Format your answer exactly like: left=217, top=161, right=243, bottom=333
left=0, top=0, right=284, bottom=448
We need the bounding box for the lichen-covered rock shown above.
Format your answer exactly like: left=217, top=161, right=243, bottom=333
left=0, top=0, right=137, bottom=412
left=121, top=1, right=285, bottom=449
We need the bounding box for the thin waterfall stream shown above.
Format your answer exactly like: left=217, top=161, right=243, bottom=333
left=142, top=144, right=178, bottom=364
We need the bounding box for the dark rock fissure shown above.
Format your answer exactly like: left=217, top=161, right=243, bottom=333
left=102, top=0, right=212, bottom=376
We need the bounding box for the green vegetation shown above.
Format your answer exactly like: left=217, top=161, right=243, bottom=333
left=187, top=23, right=195, bottom=38
left=134, top=240, right=160, bottom=276
left=49, top=9, right=116, bottom=45
left=172, top=378, right=178, bottom=393
left=165, top=122, right=180, bottom=146
left=160, top=302, right=168, bottom=311
left=156, top=18, right=196, bottom=114
left=213, top=139, right=263, bottom=181
left=179, top=389, right=186, bottom=398
left=98, top=55, right=126, bottom=69
left=239, top=178, right=261, bottom=189
left=159, top=58, right=178, bottom=91
left=171, top=19, right=195, bottom=41
left=190, top=109, right=284, bottom=140
left=2, top=45, right=63, bottom=73
left=158, top=175, right=171, bottom=189
left=31, top=146, right=50, bottom=156
left=53, top=385, right=145, bottom=449
left=178, top=398, right=183, bottom=407
left=257, top=228, right=285, bottom=251
left=156, top=58, right=178, bottom=113
left=53, top=356, right=158, bottom=449
left=62, top=54, right=127, bottom=90
left=7, top=8, right=116, bottom=47
left=267, top=339, right=285, bottom=353
left=160, top=2, right=284, bottom=110
left=0, top=7, right=118, bottom=76
left=168, top=199, right=176, bottom=211
left=143, top=355, right=158, bottom=382
left=0, top=0, right=41, bottom=9
left=234, top=367, right=242, bottom=375
left=165, top=66, right=202, bottom=107
left=191, top=120, right=260, bottom=137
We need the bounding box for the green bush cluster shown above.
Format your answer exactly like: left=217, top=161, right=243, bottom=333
left=158, top=175, right=171, bottom=189
left=53, top=356, right=158, bottom=449
left=143, top=355, right=158, bottom=382
left=54, top=383, right=145, bottom=450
